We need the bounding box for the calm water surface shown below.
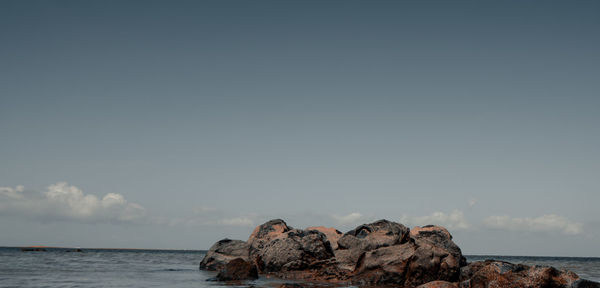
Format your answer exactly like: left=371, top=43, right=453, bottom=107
left=1, top=247, right=598, bottom=288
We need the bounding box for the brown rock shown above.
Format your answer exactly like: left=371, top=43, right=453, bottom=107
left=411, top=225, right=467, bottom=267
left=215, top=258, right=258, bottom=281
left=353, top=238, right=462, bottom=287
left=338, top=219, right=410, bottom=251
left=336, top=219, right=410, bottom=273
left=417, top=280, right=459, bottom=288
left=248, top=219, right=291, bottom=256
left=256, top=229, right=335, bottom=273
left=199, top=239, right=249, bottom=271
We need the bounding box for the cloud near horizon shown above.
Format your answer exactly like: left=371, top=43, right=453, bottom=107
left=401, top=210, right=471, bottom=230
left=331, top=212, right=366, bottom=226
left=0, top=182, right=146, bottom=224
left=482, top=214, right=583, bottom=235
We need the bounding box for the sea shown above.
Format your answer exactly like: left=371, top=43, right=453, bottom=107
left=1, top=247, right=599, bottom=288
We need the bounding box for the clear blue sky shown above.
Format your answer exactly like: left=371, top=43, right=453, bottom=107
left=1, top=0, right=599, bottom=256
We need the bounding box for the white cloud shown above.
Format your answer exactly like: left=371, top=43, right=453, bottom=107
left=193, top=206, right=218, bottom=214
left=0, top=185, right=25, bottom=199
left=0, top=182, right=145, bottom=224
left=401, top=210, right=471, bottom=230
left=483, top=214, right=583, bottom=235
left=468, top=198, right=477, bottom=207
left=216, top=217, right=254, bottom=227
left=332, top=212, right=365, bottom=225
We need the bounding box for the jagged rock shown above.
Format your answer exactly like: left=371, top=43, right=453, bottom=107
left=410, top=225, right=467, bottom=267
left=353, top=238, right=462, bottom=287
left=255, top=229, right=335, bottom=273
left=248, top=219, right=291, bottom=256
left=336, top=219, right=410, bottom=272
left=214, top=258, right=258, bottom=281
left=199, top=219, right=599, bottom=288
left=199, top=239, right=249, bottom=271
left=417, top=280, right=459, bottom=288
left=459, top=260, right=584, bottom=288
left=338, top=219, right=410, bottom=251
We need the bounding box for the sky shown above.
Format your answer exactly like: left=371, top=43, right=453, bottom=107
left=1, top=0, right=599, bottom=256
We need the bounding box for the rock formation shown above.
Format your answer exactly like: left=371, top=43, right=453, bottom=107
left=199, top=219, right=599, bottom=287
left=214, top=258, right=258, bottom=281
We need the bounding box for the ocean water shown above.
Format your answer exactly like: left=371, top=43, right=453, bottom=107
left=1, top=247, right=599, bottom=288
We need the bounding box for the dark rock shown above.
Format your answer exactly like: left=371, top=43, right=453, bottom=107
left=336, top=219, right=410, bottom=272
left=199, top=239, right=249, bottom=271
left=572, top=279, right=600, bottom=288
left=248, top=219, right=291, bottom=257
left=338, top=219, right=410, bottom=251
left=21, top=247, right=47, bottom=252
left=410, top=225, right=467, bottom=267
left=215, top=258, right=258, bottom=281
left=279, top=283, right=305, bottom=288
left=255, top=228, right=335, bottom=273
left=352, top=237, right=463, bottom=287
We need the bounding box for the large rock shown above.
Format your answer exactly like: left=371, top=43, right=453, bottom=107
left=410, top=225, right=467, bottom=267
left=248, top=219, right=291, bottom=256
left=199, top=239, right=249, bottom=271
left=459, top=260, right=588, bottom=288
left=255, top=229, right=335, bottom=273
left=215, top=258, right=258, bottom=281
left=352, top=238, right=462, bottom=286
left=336, top=219, right=410, bottom=272
left=338, top=219, right=410, bottom=251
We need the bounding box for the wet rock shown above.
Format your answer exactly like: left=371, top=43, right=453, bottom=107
left=199, top=239, right=249, bottom=271
left=214, top=258, right=258, bottom=281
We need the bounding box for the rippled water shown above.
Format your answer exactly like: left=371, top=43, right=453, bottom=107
left=1, top=247, right=598, bottom=287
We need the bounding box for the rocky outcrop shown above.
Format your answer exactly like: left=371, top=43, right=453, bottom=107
left=336, top=219, right=411, bottom=272
left=199, top=239, right=249, bottom=271
left=246, top=219, right=338, bottom=279
left=459, top=260, right=595, bottom=288
left=214, top=258, right=258, bottom=281
left=352, top=228, right=463, bottom=286
left=199, top=219, right=599, bottom=288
